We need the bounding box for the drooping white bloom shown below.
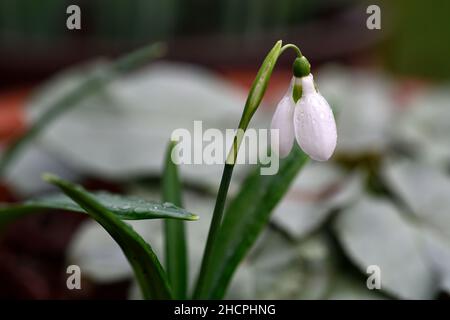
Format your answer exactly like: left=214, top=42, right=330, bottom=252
left=271, top=74, right=337, bottom=161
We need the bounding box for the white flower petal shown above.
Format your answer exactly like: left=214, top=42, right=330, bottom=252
left=271, top=96, right=295, bottom=158
left=294, top=74, right=337, bottom=161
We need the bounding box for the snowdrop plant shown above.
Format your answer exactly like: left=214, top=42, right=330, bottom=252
left=0, top=41, right=337, bottom=299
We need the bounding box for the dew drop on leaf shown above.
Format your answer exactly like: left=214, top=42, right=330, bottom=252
left=162, top=202, right=176, bottom=208
left=134, top=207, right=147, bottom=214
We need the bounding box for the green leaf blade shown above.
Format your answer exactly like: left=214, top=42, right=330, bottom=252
left=42, top=174, right=172, bottom=300
left=163, top=141, right=188, bottom=299
left=0, top=190, right=198, bottom=226
left=201, top=146, right=309, bottom=299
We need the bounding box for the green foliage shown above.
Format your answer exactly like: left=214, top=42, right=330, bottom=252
left=198, top=146, right=308, bottom=299
left=163, top=141, right=188, bottom=299
left=0, top=189, right=197, bottom=229
left=43, top=174, right=172, bottom=299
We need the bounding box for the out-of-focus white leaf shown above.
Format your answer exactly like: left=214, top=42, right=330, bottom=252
left=4, top=145, right=79, bottom=196
left=334, top=196, right=436, bottom=299
left=383, top=160, right=450, bottom=293
left=422, top=231, right=450, bottom=294
left=326, top=274, right=386, bottom=300
left=272, top=162, right=363, bottom=239
left=252, top=231, right=341, bottom=299
left=26, top=61, right=110, bottom=119
left=383, top=160, right=450, bottom=239
left=68, top=220, right=135, bottom=283
left=3, top=62, right=107, bottom=196
left=394, top=87, right=450, bottom=166
left=318, top=66, right=395, bottom=154
left=248, top=227, right=385, bottom=300
left=25, top=62, right=265, bottom=190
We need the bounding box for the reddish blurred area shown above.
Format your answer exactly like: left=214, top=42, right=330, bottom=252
left=0, top=88, right=29, bottom=146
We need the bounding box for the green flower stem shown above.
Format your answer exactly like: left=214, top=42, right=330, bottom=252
left=194, top=41, right=303, bottom=299
left=194, top=163, right=233, bottom=298
left=280, top=43, right=303, bottom=57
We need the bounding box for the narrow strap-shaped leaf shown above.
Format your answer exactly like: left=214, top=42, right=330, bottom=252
left=0, top=190, right=198, bottom=229
left=42, top=174, right=172, bottom=300
left=200, top=145, right=309, bottom=299
left=163, top=141, right=188, bottom=299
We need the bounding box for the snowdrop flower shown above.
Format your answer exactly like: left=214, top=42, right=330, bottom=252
left=271, top=57, right=337, bottom=161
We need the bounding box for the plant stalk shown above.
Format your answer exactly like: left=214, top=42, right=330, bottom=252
left=194, top=41, right=302, bottom=298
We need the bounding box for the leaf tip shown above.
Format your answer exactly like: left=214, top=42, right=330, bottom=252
left=190, top=214, right=200, bottom=221
left=169, top=138, right=178, bottom=148
left=42, top=172, right=60, bottom=184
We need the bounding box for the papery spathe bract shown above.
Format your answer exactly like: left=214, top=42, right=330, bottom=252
left=293, top=74, right=337, bottom=161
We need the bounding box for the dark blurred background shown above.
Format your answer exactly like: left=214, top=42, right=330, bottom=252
left=4, top=0, right=449, bottom=86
